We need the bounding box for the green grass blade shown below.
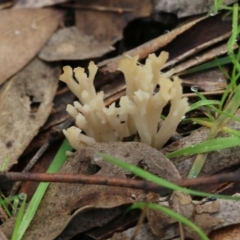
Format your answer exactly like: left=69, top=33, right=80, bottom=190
left=222, top=127, right=240, bottom=137
left=128, top=202, right=209, bottom=240
left=12, top=198, right=19, bottom=216
left=98, top=153, right=240, bottom=201
left=0, top=195, right=18, bottom=218
left=11, top=194, right=27, bottom=240
left=1, top=156, right=9, bottom=171
left=188, top=153, right=208, bottom=179
left=183, top=56, right=232, bottom=75
left=208, top=105, right=240, bottom=123
left=16, top=139, right=72, bottom=240
left=188, top=82, right=240, bottom=178
left=167, top=136, right=240, bottom=158
left=190, top=93, right=217, bottom=120
left=227, top=3, right=238, bottom=55
left=189, top=100, right=220, bottom=112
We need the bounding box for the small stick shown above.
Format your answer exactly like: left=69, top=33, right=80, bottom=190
left=3, top=171, right=240, bottom=196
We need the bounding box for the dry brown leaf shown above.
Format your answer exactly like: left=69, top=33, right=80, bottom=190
left=0, top=8, right=63, bottom=86
left=210, top=223, right=240, bottom=240
left=39, top=27, right=114, bottom=61
left=185, top=195, right=240, bottom=239
left=141, top=192, right=240, bottom=240
left=86, top=210, right=140, bottom=239
left=0, top=142, right=181, bottom=239
left=145, top=191, right=194, bottom=238
left=58, top=205, right=129, bottom=240
left=0, top=58, right=59, bottom=171
left=211, top=195, right=240, bottom=229
left=183, top=68, right=228, bottom=92
left=110, top=223, right=160, bottom=240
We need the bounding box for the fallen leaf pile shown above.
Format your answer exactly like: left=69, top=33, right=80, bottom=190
left=0, top=0, right=240, bottom=239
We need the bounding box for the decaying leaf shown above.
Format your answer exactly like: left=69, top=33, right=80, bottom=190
left=0, top=58, right=59, bottom=171
left=85, top=209, right=140, bottom=239
left=183, top=68, right=228, bottom=92
left=0, top=8, right=63, bottom=86
left=39, top=27, right=114, bottom=61
left=185, top=195, right=240, bottom=239
left=110, top=223, right=160, bottom=240
left=152, top=0, right=237, bottom=18
left=145, top=191, right=194, bottom=238
left=111, top=192, right=240, bottom=240
left=210, top=223, right=240, bottom=240
left=210, top=195, right=240, bottom=229
left=0, top=142, right=181, bottom=239
left=183, top=69, right=228, bottom=92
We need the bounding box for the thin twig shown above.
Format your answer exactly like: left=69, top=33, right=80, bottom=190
left=3, top=170, right=240, bottom=196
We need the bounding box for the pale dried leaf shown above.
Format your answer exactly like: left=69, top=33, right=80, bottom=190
left=14, top=0, right=68, bottom=8
left=39, top=27, right=114, bottom=61
left=185, top=195, right=240, bottom=239
left=183, top=68, right=228, bottom=92
left=0, top=58, right=59, bottom=171
left=110, top=223, right=160, bottom=240
left=153, top=0, right=237, bottom=18
left=0, top=8, right=63, bottom=86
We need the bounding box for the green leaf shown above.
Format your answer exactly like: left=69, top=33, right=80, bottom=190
left=167, top=136, right=240, bottom=158
left=12, top=194, right=27, bottom=240
left=189, top=100, right=220, bottom=112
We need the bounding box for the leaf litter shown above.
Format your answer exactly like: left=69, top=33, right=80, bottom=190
left=0, top=142, right=181, bottom=239
left=1, top=1, right=240, bottom=239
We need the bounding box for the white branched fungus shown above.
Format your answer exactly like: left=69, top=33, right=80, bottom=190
left=59, top=51, right=189, bottom=150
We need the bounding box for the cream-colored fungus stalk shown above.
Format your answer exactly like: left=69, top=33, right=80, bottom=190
left=59, top=51, right=189, bottom=150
